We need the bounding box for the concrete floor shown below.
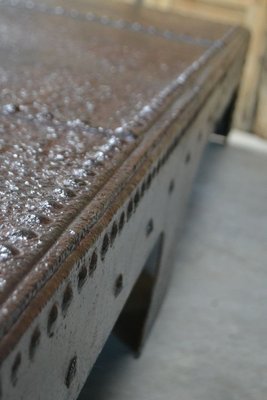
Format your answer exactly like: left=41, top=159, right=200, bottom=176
left=78, top=131, right=267, bottom=400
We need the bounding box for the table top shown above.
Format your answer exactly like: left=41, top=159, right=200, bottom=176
left=0, top=0, right=247, bottom=341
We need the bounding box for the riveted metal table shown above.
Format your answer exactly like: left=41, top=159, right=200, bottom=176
left=0, top=1, right=249, bottom=399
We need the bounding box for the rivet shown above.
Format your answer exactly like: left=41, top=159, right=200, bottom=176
left=29, top=327, right=41, bottom=360
left=77, top=264, right=87, bottom=291
left=114, top=274, right=123, bottom=297
left=101, top=234, right=109, bottom=260
left=62, top=285, right=73, bottom=316
left=127, top=199, right=133, bottom=220
left=119, top=212, right=125, bottom=232
left=47, top=304, right=58, bottom=337
left=169, top=180, right=175, bottom=194
left=110, top=221, right=118, bottom=245
left=146, top=219, right=154, bottom=236
left=185, top=152, right=191, bottom=164
left=65, top=356, right=77, bottom=388
left=89, top=251, right=98, bottom=276
left=11, top=353, right=21, bottom=386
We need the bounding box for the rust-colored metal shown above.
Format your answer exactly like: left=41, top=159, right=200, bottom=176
left=0, top=1, right=249, bottom=399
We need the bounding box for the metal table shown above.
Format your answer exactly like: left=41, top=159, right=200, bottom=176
left=0, top=1, right=249, bottom=399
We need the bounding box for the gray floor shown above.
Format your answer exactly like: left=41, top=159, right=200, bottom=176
left=78, top=131, right=267, bottom=400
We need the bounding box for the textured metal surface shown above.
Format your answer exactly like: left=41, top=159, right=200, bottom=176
left=0, top=0, right=233, bottom=44
left=0, top=5, right=208, bottom=313
left=0, top=0, right=240, bottom=325
left=0, top=1, right=249, bottom=399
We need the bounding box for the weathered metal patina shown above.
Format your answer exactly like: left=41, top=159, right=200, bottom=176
left=0, top=1, right=248, bottom=399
